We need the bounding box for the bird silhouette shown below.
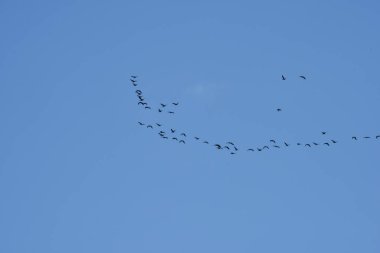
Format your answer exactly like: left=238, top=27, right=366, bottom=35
left=179, top=140, right=186, bottom=144
left=135, top=90, right=142, bottom=95
left=284, top=142, right=289, bottom=147
left=138, top=102, right=147, bottom=106
left=147, top=125, right=153, bottom=129
left=297, top=143, right=301, bottom=146
left=168, top=111, right=175, bottom=114
left=233, top=146, right=238, bottom=151
left=282, top=75, right=286, bottom=80
left=131, top=75, right=138, bottom=79
left=321, top=131, right=327, bottom=135
left=273, top=145, right=280, bottom=148
left=180, top=133, right=187, bottom=137
left=194, top=137, right=200, bottom=140
left=227, top=142, right=235, bottom=146
left=144, top=106, right=151, bottom=109
left=224, top=146, right=230, bottom=150
left=363, top=136, right=371, bottom=139
left=352, top=136, right=357, bottom=140
left=247, top=148, right=254, bottom=152
left=331, top=139, right=337, bottom=144
left=277, top=108, right=282, bottom=112
left=214, top=144, right=222, bottom=149
left=270, top=140, right=276, bottom=143
left=203, top=141, right=209, bottom=144
left=156, top=123, right=162, bottom=127
left=162, top=136, right=168, bottom=139
left=312, top=142, right=319, bottom=146
left=160, top=103, right=167, bottom=107
left=137, top=95, right=144, bottom=100
left=376, top=135, right=380, bottom=139
left=299, top=76, right=306, bottom=79
left=263, top=146, right=269, bottom=150
left=172, top=137, right=178, bottom=141
left=305, top=144, right=311, bottom=147
left=324, top=143, right=330, bottom=146
left=138, top=122, right=145, bottom=126
left=257, top=148, right=262, bottom=152
left=172, top=102, right=179, bottom=106
left=171, top=129, right=175, bottom=133
left=230, top=152, right=236, bottom=155
left=158, top=109, right=163, bottom=112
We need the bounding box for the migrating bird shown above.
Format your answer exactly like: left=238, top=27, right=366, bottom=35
left=203, top=141, right=209, bottom=144
left=138, top=95, right=144, bottom=100
left=247, top=148, right=254, bottom=152
left=363, top=136, right=371, bottom=139
left=312, top=142, right=319, bottom=146
left=277, top=108, right=282, bottom=112
left=230, top=152, right=236, bottom=155
left=299, top=75, right=306, bottom=80
left=194, top=137, right=200, bottom=140
left=324, top=142, right=330, bottom=146
left=297, top=143, right=301, bottom=146
left=223, top=146, right=230, bottom=150
left=158, top=109, right=163, bottom=112
left=263, top=146, right=269, bottom=150
left=168, top=111, right=175, bottom=114
left=214, top=144, right=222, bottom=149
left=144, top=106, right=151, bottom=109
left=138, top=102, right=147, bottom=106
left=147, top=125, right=153, bottom=129
left=226, top=142, right=235, bottom=146
left=160, top=103, right=167, bottom=107
left=180, top=133, right=187, bottom=137
left=171, top=129, right=175, bottom=133
left=135, top=90, right=142, bottom=95
left=282, top=75, right=286, bottom=80
left=352, top=136, right=357, bottom=140
left=270, top=140, right=276, bottom=143
left=321, top=131, right=327, bottom=135
left=138, top=122, right=145, bottom=126
left=284, top=142, right=289, bottom=147
left=273, top=145, right=280, bottom=148
left=179, top=140, right=186, bottom=144
left=257, top=148, right=262, bottom=152
left=172, top=137, right=178, bottom=141
left=305, top=144, right=311, bottom=147
left=331, top=139, right=337, bottom=144
left=131, top=75, right=138, bottom=79
left=156, top=123, right=162, bottom=127
left=376, top=135, right=380, bottom=139
left=172, top=102, right=179, bottom=106
left=233, top=146, right=238, bottom=151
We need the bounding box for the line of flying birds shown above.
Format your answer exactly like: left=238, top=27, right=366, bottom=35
left=130, top=75, right=379, bottom=155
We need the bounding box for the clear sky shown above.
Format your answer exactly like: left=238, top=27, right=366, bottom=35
left=1, top=0, right=379, bottom=252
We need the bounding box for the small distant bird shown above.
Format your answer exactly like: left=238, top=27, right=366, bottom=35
left=277, top=108, right=282, bottom=112
left=312, top=142, right=319, bottom=146
left=233, top=146, right=238, bottom=151
left=135, top=90, right=142, bottom=95
left=230, top=152, right=236, bottom=155
left=273, top=145, right=280, bottom=148
left=168, top=111, right=175, bottom=114
left=159, top=131, right=165, bottom=134
left=160, top=103, right=167, bottom=107
left=224, top=146, right=230, bottom=150
left=179, top=140, right=186, bottom=144
left=321, top=131, right=327, bottom=135
left=172, top=137, right=178, bottom=141
left=171, top=129, right=175, bottom=133
left=180, top=133, right=187, bottom=137
left=138, top=96, right=144, bottom=101
left=214, top=144, right=222, bottom=149
left=138, top=102, right=147, bottom=106
left=159, top=133, right=165, bottom=137
left=131, top=75, right=137, bottom=79
left=305, top=144, right=311, bottom=147
left=282, top=75, right=286, bottom=80
left=297, top=143, right=301, bottom=146
left=257, top=148, right=262, bottom=152
left=331, top=139, right=337, bottom=144
left=138, top=122, right=145, bottom=126
left=352, top=136, right=357, bottom=140
left=324, top=143, right=330, bottom=146
left=247, top=148, right=254, bottom=152
left=227, top=142, right=235, bottom=146
left=363, top=136, right=371, bottom=139
left=376, top=135, right=380, bottom=139
left=158, top=109, right=163, bottom=112
left=203, top=141, right=209, bottom=144
left=194, top=137, right=200, bottom=140
left=162, top=136, right=168, bottom=139
left=172, top=102, right=179, bottom=106
left=156, top=123, right=162, bottom=127
left=147, top=125, right=153, bottom=129
left=144, top=106, right=151, bottom=109
left=284, top=142, right=289, bottom=147
left=263, top=146, right=269, bottom=150
left=299, top=75, right=306, bottom=80
left=270, top=140, right=276, bottom=143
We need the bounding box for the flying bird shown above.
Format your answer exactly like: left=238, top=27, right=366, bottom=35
left=168, top=111, right=175, bottom=114
left=352, top=136, right=357, bottom=140
left=299, top=75, right=306, bottom=79
left=331, top=139, right=337, bottom=144
left=147, top=125, right=153, bottom=129
left=135, top=90, right=142, bottom=95
left=224, top=146, right=230, bottom=150
left=194, top=137, right=200, bottom=140
left=180, top=133, right=187, bottom=137
left=233, top=146, right=238, bottom=151
left=263, top=146, right=269, bottom=150
left=312, top=142, right=319, bottom=146
left=305, top=144, right=311, bottom=147
left=284, top=142, right=289, bottom=147
left=138, top=102, right=147, bottom=106
left=230, top=152, right=236, bottom=155
left=172, top=102, right=179, bottom=106
left=247, top=148, right=254, bottom=152
left=363, top=136, right=371, bottom=139
left=172, top=137, right=178, bottom=141
left=270, top=140, right=276, bottom=143
left=203, top=141, right=209, bottom=144
left=297, top=143, right=301, bottom=146
left=171, top=129, right=175, bottom=133
left=131, top=75, right=138, bottom=79
left=376, top=135, right=380, bottom=139
left=214, top=144, right=222, bottom=149
left=324, top=143, right=330, bottom=146
left=226, top=142, right=235, bottom=146
left=144, top=106, right=151, bottom=109
left=277, top=108, right=282, bottom=112
left=321, top=131, right=327, bottom=135
left=158, top=109, right=163, bottom=112
left=138, top=122, right=145, bottom=126
left=160, top=103, right=167, bottom=107
left=179, top=140, right=186, bottom=144
left=273, top=145, right=280, bottom=148
left=156, top=123, right=162, bottom=127
left=282, top=75, right=286, bottom=80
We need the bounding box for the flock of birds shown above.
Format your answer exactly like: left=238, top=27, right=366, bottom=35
left=130, top=75, right=379, bottom=155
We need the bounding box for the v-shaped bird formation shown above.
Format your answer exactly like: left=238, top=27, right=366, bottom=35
left=130, top=75, right=379, bottom=155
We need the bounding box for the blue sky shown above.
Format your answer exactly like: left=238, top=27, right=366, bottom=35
left=1, top=0, right=379, bottom=252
